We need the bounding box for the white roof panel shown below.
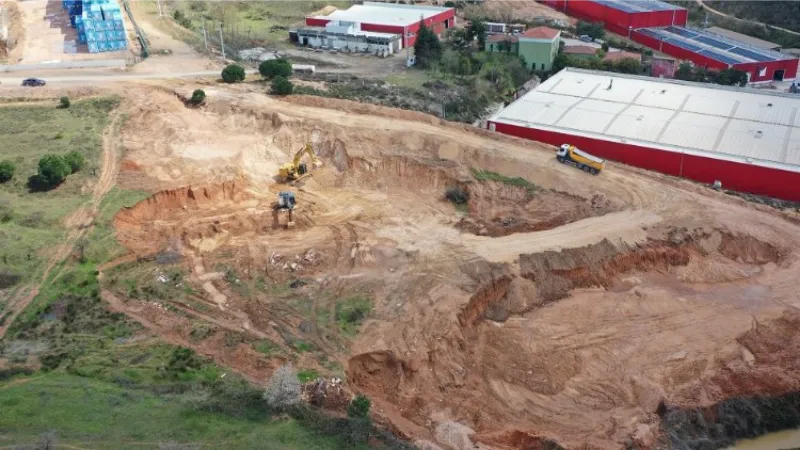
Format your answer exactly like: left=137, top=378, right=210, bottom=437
left=489, top=68, right=800, bottom=173
left=605, top=105, right=673, bottom=142
left=309, top=2, right=451, bottom=28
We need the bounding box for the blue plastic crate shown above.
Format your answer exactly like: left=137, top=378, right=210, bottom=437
left=88, top=42, right=99, bottom=53
left=113, top=19, right=124, bottom=30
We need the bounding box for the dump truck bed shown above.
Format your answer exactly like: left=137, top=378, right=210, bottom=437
left=572, top=147, right=605, bottom=164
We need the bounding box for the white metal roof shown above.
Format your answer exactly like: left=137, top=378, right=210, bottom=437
left=308, top=2, right=451, bottom=28
left=490, top=68, right=800, bottom=174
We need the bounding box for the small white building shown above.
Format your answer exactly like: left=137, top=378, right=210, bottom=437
left=291, top=21, right=401, bottom=56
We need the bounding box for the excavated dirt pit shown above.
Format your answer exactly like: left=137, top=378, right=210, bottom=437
left=105, top=86, right=800, bottom=450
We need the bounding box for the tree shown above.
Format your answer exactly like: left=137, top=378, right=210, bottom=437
left=414, top=20, right=442, bottom=68
left=37, top=154, right=71, bottom=187
left=221, top=64, right=246, bottom=83
left=576, top=21, right=604, bottom=41
left=59, top=96, right=70, bottom=109
left=259, top=58, right=292, bottom=79
left=601, top=42, right=609, bottom=52
left=466, top=19, right=487, bottom=49
left=347, top=394, right=372, bottom=419
left=63, top=151, right=85, bottom=173
left=190, top=89, right=206, bottom=105
left=270, top=76, right=294, bottom=95
left=613, top=57, right=642, bottom=74
left=0, top=160, right=15, bottom=183
left=675, top=62, right=695, bottom=81
left=263, top=364, right=301, bottom=410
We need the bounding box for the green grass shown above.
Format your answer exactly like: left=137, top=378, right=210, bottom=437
left=0, top=373, right=347, bottom=449
left=158, top=1, right=352, bottom=49
left=335, top=296, right=372, bottom=337
left=84, top=187, right=149, bottom=264
left=292, top=340, right=315, bottom=353
left=0, top=97, right=119, bottom=284
left=297, top=368, right=320, bottom=383
left=471, top=168, right=537, bottom=195
left=253, top=339, right=281, bottom=356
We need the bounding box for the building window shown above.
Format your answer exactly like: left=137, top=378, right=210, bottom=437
left=541, top=63, right=545, bottom=70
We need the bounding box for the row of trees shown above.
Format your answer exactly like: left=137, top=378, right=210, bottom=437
left=220, top=59, right=294, bottom=95
left=0, top=152, right=85, bottom=189
left=674, top=63, right=749, bottom=86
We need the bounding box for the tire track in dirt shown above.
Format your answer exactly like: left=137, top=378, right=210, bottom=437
left=0, top=108, right=123, bottom=339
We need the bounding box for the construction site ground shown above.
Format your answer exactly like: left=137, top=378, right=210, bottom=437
left=82, top=81, right=800, bottom=449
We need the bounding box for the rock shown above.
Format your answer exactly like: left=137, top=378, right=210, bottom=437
left=415, top=440, right=445, bottom=450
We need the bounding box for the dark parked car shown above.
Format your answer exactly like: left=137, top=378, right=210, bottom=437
left=21, top=78, right=46, bottom=87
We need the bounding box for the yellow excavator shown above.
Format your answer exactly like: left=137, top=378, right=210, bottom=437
left=278, top=143, right=323, bottom=183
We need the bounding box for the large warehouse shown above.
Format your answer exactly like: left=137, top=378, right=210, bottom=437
left=305, top=2, right=455, bottom=48
left=633, top=26, right=798, bottom=82
left=487, top=68, right=800, bottom=201
left=544, top=0, right=687, bottom=35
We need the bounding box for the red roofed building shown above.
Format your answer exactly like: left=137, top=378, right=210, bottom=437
left=603, top=50, right=642, bottom=62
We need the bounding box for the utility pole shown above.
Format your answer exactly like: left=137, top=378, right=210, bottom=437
left=202, top=21, right=208, bottom=52
left=156, top=0, right=163, bottom=17
left=219, top=22, right=226, bottom=60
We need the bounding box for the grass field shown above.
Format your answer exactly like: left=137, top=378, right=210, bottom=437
left=0, top=97, right=120, bottom=287
left=159, top=0, right=352, bottom=49
left=0, top=373, right=348, bottom=449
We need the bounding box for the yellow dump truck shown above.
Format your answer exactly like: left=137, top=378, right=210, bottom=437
left=556, top=144, right=605, bottom=175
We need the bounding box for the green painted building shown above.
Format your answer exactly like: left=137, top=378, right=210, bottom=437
left=484, top=26, right=561, bottom=71
left=517, top=26, right=561, bottom=71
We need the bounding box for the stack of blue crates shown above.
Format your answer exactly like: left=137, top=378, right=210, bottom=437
left=62, top=0, right=127, bottom=53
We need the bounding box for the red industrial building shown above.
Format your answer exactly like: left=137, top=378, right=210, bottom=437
left=305, top=2, right=455, bottom=48
left=543, top=0, right=797, bottom=82
left=632, top=26, right=798, bottom=82
left=544, top=0, right=687, bottom=35
left=487, top=68, right=800, bottom=201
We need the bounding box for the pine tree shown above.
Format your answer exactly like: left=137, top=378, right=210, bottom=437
left=414, top=19, right=442, bottom=68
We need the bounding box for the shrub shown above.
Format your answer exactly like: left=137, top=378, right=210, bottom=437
left=0, top=159, right=15, bottom=183
left=348, top=394, right=371, bottom=419
left=263, top=364, right=301, bottom=410
left=37, top=154, right=71, bottom=187
left=167, top=347, right=202, bottom=373
left=0, top=200, right=13, bottom=222
left=189, top=89, right=206, bottom=105
left=59, top=96, right=70, bottom=108
left=221, top=64, right=246, bottom=83
left=270, top=76, right=294, bottom=95
left=0, top=270, right=21, bottom=289
left=259, top=58, right=292, bottom=79
left=63, top=151, right=85, bottom=173
left=445, top=186, right=469, bottom=204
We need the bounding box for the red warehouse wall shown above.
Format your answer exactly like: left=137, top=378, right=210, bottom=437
left=488, top=122, right=800, bottom=202
left=736, top=59, right=799, bottom=82
left=305, top=17, right=330, bottom=27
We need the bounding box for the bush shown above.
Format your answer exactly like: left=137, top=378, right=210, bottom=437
left=167, top=347, right=202, bottom=373
left=63, top=151, right=85, bottom=173
left=445, top=186, right=469, bottom=204
left=37, top=154, right=71, bottom=187
left=221, top=64, right=246, bottom=83
left=189, top=89, right=206, bottom=105
left=270, top=76, right=294, bottom=95
left=348, top=394, right=371, bottom=419
left=59, top=96, right=70, bottom=108
left=0, top=270, right=21, bottom=289
left=0, top=159, right=15, bottom=183
left=259, top=58, right=292, bottom=79
left=172, top=9, right=192, bottom=29
left=263, top=364, right=301, bottom=410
